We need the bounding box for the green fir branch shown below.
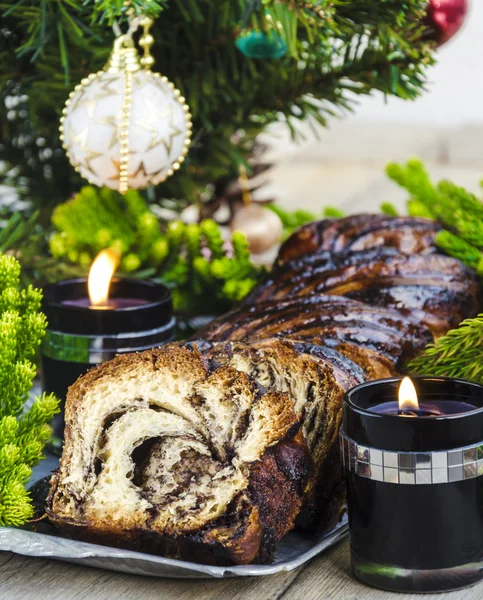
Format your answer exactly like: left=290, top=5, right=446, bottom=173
left=380, top=202, right=399, bottom=217
left=434, top=231, right=483, bottom=275
left=408, top=315, right=483, bottom=384
left=323, top=206, right=345, bottom=218
left=268, top=204, right=316, bottom=238
left=48, top=186, right=266, bottom=314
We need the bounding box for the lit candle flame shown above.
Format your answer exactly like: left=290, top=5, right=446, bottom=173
left=398, top=377, right=419, bottom=413
left=88, top=249, right=120, bottom=307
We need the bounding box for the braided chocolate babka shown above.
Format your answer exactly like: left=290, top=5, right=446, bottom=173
left=277, top=214, right=441, bottom=266
left=47, top=344, right=313, bottom=565
left=198, top=294, right=433, bottom=368
left=246, top=248, right=480, bottom=336
left=193, top=338, right=365, bottom=529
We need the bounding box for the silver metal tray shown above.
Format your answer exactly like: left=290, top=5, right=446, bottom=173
left=0, top=455, right=348, bottom=578
left=0, top=519, right=347, bottom=578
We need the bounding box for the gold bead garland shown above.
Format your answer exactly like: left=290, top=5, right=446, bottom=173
left=139, top=17, right=155, bottom=70
left=119, top=68, right=133, bottom=194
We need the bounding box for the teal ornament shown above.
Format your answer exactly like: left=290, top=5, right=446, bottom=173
left=235, top=30, right=287, bottom=59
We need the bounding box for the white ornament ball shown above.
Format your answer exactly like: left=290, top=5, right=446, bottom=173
left=231, top=203, right=284, bottom=255
left=60, top=69, right=192, bottom=191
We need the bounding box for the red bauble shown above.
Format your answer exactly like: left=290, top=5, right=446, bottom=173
left=424, top=0, right=468, bottom=46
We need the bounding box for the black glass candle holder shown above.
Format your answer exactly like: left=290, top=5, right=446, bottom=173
left=342, top=376, right=483, bottom=593
left=41, top=278, right=174, bottom=437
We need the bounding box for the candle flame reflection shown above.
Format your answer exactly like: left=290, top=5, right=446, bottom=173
left=88, top=249, right=120, bottom=307
left=398, top=377, right=419, bottom=413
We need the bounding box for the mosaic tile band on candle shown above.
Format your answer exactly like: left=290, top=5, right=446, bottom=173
left=340, top=431, right=483, bottom=485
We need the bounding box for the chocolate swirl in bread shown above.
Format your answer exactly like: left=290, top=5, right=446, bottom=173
left=47, top=344, right=313, bottom=565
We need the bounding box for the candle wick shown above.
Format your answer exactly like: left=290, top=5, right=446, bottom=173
left=398, top=409, right=420, bottom=417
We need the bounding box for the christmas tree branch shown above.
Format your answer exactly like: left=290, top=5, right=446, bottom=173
left=1, top=0, right=434, bottom=208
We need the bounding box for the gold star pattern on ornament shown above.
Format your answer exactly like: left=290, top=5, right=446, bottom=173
left=144, top=164, right=168, bottom=183
left=108, top=158, right=121, bottom=182
left=67, top=124, right=89, bottom=149
left=99, top=115, right=119, bottom=150
left=134, top=96, right=182, bottom=157
left=84, top=99, right=99, bottom=119
left=97, top=73, right=121, bottom=96
left=108, top=158, right=151, bottom=189
left=68, top=88, right=86, bottom=114
left=129, top=161, right=150, bottom=187
left=70, top=74, right=120, bottom=118
left=83, top=148, right=104, bottom=179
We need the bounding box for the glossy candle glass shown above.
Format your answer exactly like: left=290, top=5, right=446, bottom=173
left=341, top=377, right=483, bottom=593
left=41, top=278, right=175, bottom=437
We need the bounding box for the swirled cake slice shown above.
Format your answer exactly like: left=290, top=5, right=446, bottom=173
left=191, top=338, right=366, bottom=529
left=47, top=344, right=313, bottom=565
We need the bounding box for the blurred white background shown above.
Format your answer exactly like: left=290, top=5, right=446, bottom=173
left=263, top=1, right=483, bottom=214
left=352, top=0, right=481, bottom=125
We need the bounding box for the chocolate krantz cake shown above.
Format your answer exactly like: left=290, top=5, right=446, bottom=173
left=47, top=344, right=313, bottom=565
left=190, top=338, right=366, bottom=530
left=197, top=294, right=433, bottom=368
left=277, top=214, right=441, bottom=266
left=246, top=248, right=480, bottom=337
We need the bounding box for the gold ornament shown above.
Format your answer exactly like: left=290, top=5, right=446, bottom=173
left=230, top=166, right=283, bottom=255
left=60, top=17, right=192, bottom=194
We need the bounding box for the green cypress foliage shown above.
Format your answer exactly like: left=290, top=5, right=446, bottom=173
left=48, top=187, right=266, bottom=313
left=386, top=159, right=483, bottom=276
left=0, top=255, right=59, bottom=527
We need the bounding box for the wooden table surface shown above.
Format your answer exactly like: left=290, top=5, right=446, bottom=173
left=1, top=541, right=482, bottom=600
